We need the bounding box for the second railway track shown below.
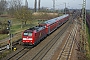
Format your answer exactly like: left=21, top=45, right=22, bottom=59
left=57, top=22, right=78, bottom=60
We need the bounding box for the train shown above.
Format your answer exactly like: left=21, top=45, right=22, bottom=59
left=22, top=14, right=69, bottom=46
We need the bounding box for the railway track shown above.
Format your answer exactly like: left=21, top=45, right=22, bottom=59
left=0, top=38, right=21, bottom=52
left=7, top=48, right=30, bottom=60
left=0, top=32, right=22, bottom=52
left=2, top=45, right=31, bottom=60
left=31, top=20, right=69, bottom=60
left=57, top=22, right=78, bottom=60
left=1, top=38, right=30, bottom=60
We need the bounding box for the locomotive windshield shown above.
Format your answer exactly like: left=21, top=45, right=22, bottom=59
left=24, top=32, right=32, bottom=36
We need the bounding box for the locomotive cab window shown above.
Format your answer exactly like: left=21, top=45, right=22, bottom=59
left=24, top=32, right=32, bottom=36
left=28, top=33, right=32, bottom=36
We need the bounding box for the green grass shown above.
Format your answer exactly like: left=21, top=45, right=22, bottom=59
left=88, top=33, right=90, bottom=47
left=11, top=24, right=35, bottom=34
left=0, top=50, right=11, bottom=59
left=0, top=34, right=9, bottom=40
left=87, top=26, right=90, bottom=49
left=86, top=25, right=90, bottom=60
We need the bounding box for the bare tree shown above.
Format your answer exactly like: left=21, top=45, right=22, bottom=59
left=15, top=6, right=32, bottom=28
left=34, top=0, right=37, bottom=12
left=8, top=0, right=32, bottom=28
left=8, top=0, right=22, bottom=16
left=0, top=0, right=8, bottom=15
left=9, top=0, right=22, bottom=9
left=25, top=0, right=28, bottom=9
left=38, top=0, right=41, bottom=11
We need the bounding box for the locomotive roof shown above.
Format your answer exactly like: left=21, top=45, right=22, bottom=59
left=25, top=25, right=45, bottom=32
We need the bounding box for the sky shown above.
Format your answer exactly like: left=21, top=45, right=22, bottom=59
left=22, top=0, right=90, bottom=9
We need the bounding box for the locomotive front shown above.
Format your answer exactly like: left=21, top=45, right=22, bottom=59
left=22, top=30, right=35, bottom=45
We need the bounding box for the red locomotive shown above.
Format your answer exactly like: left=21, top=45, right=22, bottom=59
left=22, top=14, right=69, bottom=46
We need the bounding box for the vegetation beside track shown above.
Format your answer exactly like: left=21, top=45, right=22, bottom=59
left=0, top=50, right=11, bottom=59
left=86, top=25, right=90, bottom=60
left=86, top=12, right=90, bottom=60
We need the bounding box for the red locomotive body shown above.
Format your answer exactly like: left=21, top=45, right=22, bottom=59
left=22, top=25, right=47, bottom=46
left=22, top=30, right=34, bottom=45
left=22, top=14, right=69, bottom=46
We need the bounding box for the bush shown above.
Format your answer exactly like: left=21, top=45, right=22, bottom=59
left=0, top=29, right=9, bottom=34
